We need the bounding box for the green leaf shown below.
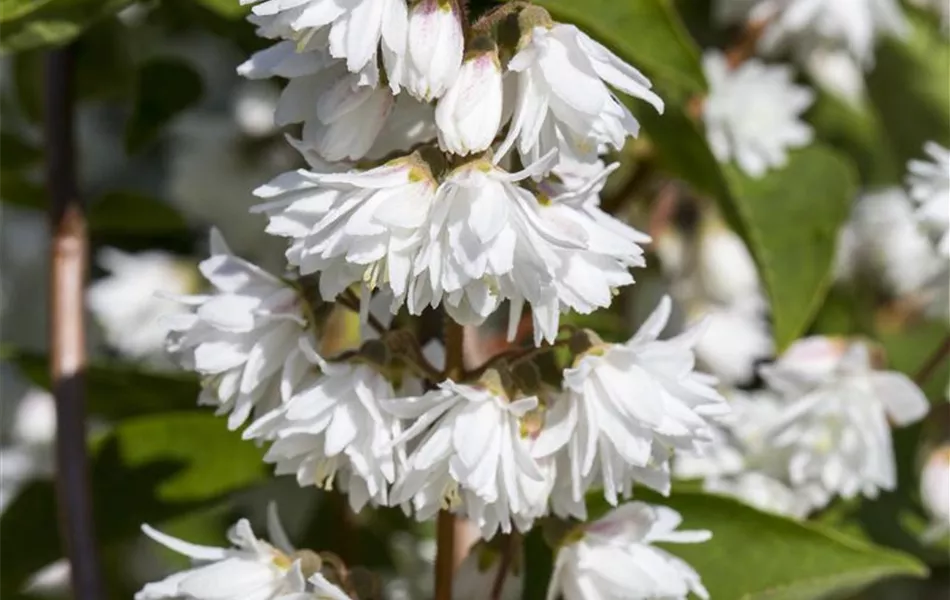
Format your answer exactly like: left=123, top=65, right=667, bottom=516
left=194, top=0, right=249, bottom=19
left=592, top=491, right=927, bottom=600
left=533, top=0, right=706, bottom=97
left=0, top=169, right=45, bottom=208
left=0, top=412, right=267, bottom=596
left=521, top=527, right=554, bottom=600
left=9, top=351, right=200, bottom=420
left=724, top=146, right=856, bottom=351
left=806, top=90, right=900, bottom=188
left=89, top=191, right=191, bottom=236
left=0, top=131, right=41, bottom=170
left=0, top=0, right=133, bottom=54
left=867, top=12, right=950, bottom=168
left=125, top=58, right=203, bottom=153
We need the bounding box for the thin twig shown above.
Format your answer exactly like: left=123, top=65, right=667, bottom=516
left=489, top=534, right=518, bottom=600
left=45, top=44, right=103, bottom=600
left=465, top=338, right=571, bottom=380
left=434, top=315, right=466, bottom=600
left=915, top=334, right=950, bottom=386
left=724, top=17, right=769, bottom=69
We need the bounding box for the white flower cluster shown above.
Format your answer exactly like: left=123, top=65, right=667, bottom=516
left=240, top=0, right=664, bottom=343
left=148, top=1, right=736, bottom=597
left=836, top=141, right=950, bottom=321
left=675, top=336, right=929, bottom=518
left=717, top=0, right=908, bottom=67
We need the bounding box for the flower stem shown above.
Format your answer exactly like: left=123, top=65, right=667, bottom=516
left=435, top=315, right=466, bottom=599
left=46, top=43, right=104, bottom=600
left=490, top=533, right=519, bottom=600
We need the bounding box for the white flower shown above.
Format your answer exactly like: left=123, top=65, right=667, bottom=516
left=136, top=512, right=304, bottom=600
left=834, top=188, right=944, bottom=296
left=253, top=153, right=438, bottom=309
left=761, top=337, right=929, bottom=507
left=452, top=542, right=522, bottom=600
left=402, top=0, right=463, bottom=101
left=385, top=376, right=552, bottom=538
left=802, top=47, right=866, bottom=105
left=536, top=296, right=729, bottom=518
left=702, top=51, right=814, bottom=178
left=694, top=220, right=763, bottom=307
left=87, top=248, right=198, bottom=363
left=435, top=44, right=504, bottom=156
left=920, top=444, right=950, bottom=543
left=536, top=163, right=651, bottom=325
left=547, top=503, right=710, bottom=600
left=164, top=230, right=313, bottom=429
left=752, top=0, right=907, bottom=67
left=0, top=387, right=56, bottom=514
left=498, top=19, right=663, bottom=167
left=705, top=472, right=812, bottom=519
left=242, top=0, right=408, bottom=87
left=690, top=304, right=774, bottom=386
left=409, top=153, right=589, bottom=344
left=243, top=342, right=401, bottom=511
left=906, top=142, right=950, bottom=256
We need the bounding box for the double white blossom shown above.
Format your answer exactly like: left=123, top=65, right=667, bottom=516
left=87, top=248, right=198, bottom=363
left=536, top=296, right=729, bottom=518
left=761, top=337, right=929, bottom=507
left=242, top=0, right=408, bottom=87
left=253, top=154, right=438, bottom=307
left=385, top=376, right=556, bottom=537
left=701, top=51, right=814, bottom=178
left=165, top=230, right=313, bottom=429
left=136, top=511, right=306, bottom=600
left=547, top=503, right=710, bottom=600
left=906, top=141, right=950, bottom=256
left=243, top=342, right=402, bottom=511
left=498, top=18, right=663, bottom=166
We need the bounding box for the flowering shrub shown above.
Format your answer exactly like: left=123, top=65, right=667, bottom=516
left=2, top=1, right=949, bottom=599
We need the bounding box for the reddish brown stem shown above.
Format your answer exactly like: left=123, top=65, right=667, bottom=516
left=915, top=334, right=950, bottom=386
left=45, top=44, right=103, bottom=600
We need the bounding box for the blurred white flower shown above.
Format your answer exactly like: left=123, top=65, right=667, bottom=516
left=906, top=141, right=950, bottom=256
left=242, top=0, right=408, bottom=87
left=168, top=114, right=294, bottom=272
left=498, top=19, right=663, bottom=167
left=834, top=188, right=944, bottom=297
left=233, top=81, right=281, bottom=138
left=243, top=342, right=401, bottom=512
left=435, top=43, right=504, bottom=156
left=705, top=472, right=812, bottom=519
left=87, top=248, right=198, bottom=364
left=402, top=0, right=463, bottom=101
left=909, top=0, right=950, bottom=35
left=452, top=542, right=522, bottom=600
left=722, top=0, right=908, bottom=67
left=547, top=503, right=710, bottom=600
left=385, top=375, right=550, bottom=538
left=0, top=387, right=56, bottom=514
left=761, top=337, right=929, bottom=507
left=702, top=51, right=814, bottom=178
left=690, top=305, right=774, bottom=386
left=535, top=296, right=729, bottom=518
left=165, top=230, right=314, bottom=429
left=920, top=443, right=950, bottom=543
left=802, top=46, right=866, bottom=106
left=137, top=513, right=304, bottom=600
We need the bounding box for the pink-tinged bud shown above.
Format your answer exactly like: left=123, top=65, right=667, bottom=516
left=404, top=0, right=464, bottom=101
left=435, top=46, right=503, bottom=156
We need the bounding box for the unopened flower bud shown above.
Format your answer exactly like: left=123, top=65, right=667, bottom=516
left=405, top=0, right=464, bottom=101
left=435, top=42, right=504, bottom=155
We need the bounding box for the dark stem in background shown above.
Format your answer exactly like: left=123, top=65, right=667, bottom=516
left=489, top=533, right=518, bottom=600
left=915, top=334, right=950, bottom=386
left=45, top=44, right=103, bottom=600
